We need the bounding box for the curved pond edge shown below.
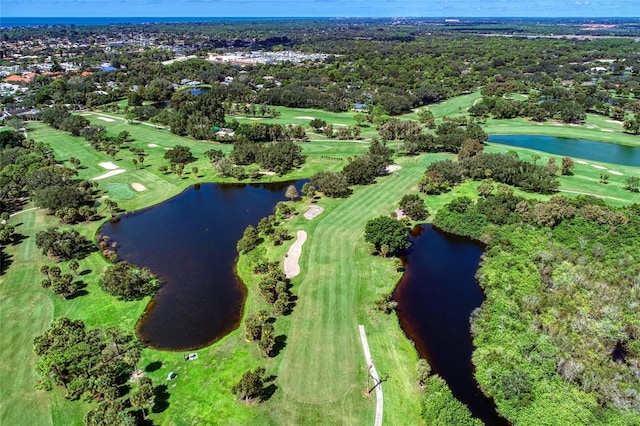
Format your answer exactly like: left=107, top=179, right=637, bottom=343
left=97, top=180, right=302, bottom=351
left=393, top=223, right=507, bottom=425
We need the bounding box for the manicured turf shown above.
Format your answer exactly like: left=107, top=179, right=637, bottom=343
left=2, top=94, right=639, bottom=425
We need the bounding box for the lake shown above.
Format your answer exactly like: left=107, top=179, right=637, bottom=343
left=488, top=134, right=640, bottom=167
left=101, top=181, right=302, bottom=351
left=394, top=224, right=507, bottom=426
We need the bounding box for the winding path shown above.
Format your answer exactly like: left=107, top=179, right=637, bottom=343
left=359, top=325, right=383, bottom=426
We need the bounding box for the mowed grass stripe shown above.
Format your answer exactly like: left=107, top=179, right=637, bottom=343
left=278, top=158, right=424, bottom=411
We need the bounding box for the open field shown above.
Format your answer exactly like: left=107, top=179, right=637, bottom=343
left=2, top=94, right=639, bottom=425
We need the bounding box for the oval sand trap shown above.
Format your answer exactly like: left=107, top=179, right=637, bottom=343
left=131, top=183, right=147, bottom=191
left=148, top=143, right=159, bottom=148
left=384, top=165, right=402, bottom=173
left=608, top=170, right=623, bottom=176
left=284, top=231, right=307, bottom=278
left=97, top=116, right=115, bottom=122
left=304, top=205, right=324, bottom=220
left=295, top=116, right=316, bottom=120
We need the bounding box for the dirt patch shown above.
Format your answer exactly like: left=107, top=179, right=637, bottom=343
left=97, top=116, right=115, bottom=122
left=99, top=161, right=119, bottom=170
left=284, top=231, right=307, bottom=278
left=384, top=165, right=402, bottom=174
left=92, top=169, right=126, bottom=180
left=304, top=205, right=324, bottom=220
left=131, top=183, right=147, bottom=191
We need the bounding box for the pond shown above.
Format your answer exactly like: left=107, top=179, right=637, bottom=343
left=101, top=181, right=302, bottom=351
left=394, top=224, right=507, bottom=426
left=488, top=134, right=640, bottom=167
left=189, top=87, right=210, bottom=96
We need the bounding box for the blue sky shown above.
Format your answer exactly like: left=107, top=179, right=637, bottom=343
left=3, top=0, right=639, bottom=17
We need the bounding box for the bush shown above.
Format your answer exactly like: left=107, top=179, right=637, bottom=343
left=99, top=261, right=160, bottom=301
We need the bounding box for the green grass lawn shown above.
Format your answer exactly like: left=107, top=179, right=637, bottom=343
left=2, top=94, right=639, bottom=426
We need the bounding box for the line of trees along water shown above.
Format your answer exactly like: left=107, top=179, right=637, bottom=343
left=101, top=181, right=304, bottom=350
left=394, top=224, right=507, bottom=426
left=432, top=193, right=640, bottom=424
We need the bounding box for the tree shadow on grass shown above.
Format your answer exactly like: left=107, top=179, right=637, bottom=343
left=261, top=375, right=278, bottom=402
left=270, top=335, right=287, bottom=357
left=152, top=384, right=170, bottom=413
left=0, top=250, right=13, bottom=275
left=145, top=361, right=162, bottom=372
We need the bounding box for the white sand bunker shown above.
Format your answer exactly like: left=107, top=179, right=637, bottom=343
left=131, top=183, right=147, bottom=191
left=601, top=129, right=614, bottom=132
left=608, top=170, right=623, bottom=176
left=395, top=208, right=407, bottom=220
left=259, top=171, right=276, bottom=176
left=284, top=230, right=307, bottom=278
left=576, top=160, right=589, bottom=164
left=148, top=143, right=159, bottom=148
left=99, top=161, right=120, bottom=170
left=606, top=120, right=623, bottom=125
left=384, top=165, right=402, bottom=173
left=92, top=169, right=126, bottom=180
left=296, top=116, right=316, bottom=120
left=592, top=165, right=606, bottom=170
left=304, top=205, right=324, bottom=220
left=97, top=116, right=115, bottom=122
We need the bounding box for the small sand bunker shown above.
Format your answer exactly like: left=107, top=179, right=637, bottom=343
left=92, top=169, right=126, bottom=180
left=296, top=116, right=316, bottom=120
left=606, top=120, right=623, bottom=125
left=97, top=116, right=115, bottom=122
left=576, top=160, right=589, bottom=165
left=384, top=165, right=402, bottom=174
left=601, top=129, right=614, bottom=132
left=131, top=183, right=147, bottom=191
left=608, top=170, right=623, bottom=176
left=395, top=208, right=407, bottom=220
left=259, top=171, right=276, bottom=176
left=304, top=205, right=324, bottom=220
left=592, top=165, right=606, bottom=170
left=148, top=143, right=159, bottom=148
left=99, top=161, right=120, bottom=170
left=284, top=231, right=307, bottom=278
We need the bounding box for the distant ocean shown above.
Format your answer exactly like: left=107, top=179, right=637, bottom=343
left=0, top=17, right=310, bottom=28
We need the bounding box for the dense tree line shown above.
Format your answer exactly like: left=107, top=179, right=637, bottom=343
left=433, top=195, right=640, bottom=424
left=99, top=261, right=161, bottom=301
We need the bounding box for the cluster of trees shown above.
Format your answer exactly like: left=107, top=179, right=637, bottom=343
left=35, top=227, right=94, bottom=261
left=434, top=197, right=640, bottom=424
left=432, top=196, right=640, bottom=423
left=418, top=153, right=560, bottom=196
left=99, top=261, right=161, bottom=301
left=230, top=139, right=306, bottom=175
left=398, top=194, right=429, bottom=221
left=40, top=263, right=83, bottom=299
left=364, top=216, right=411, bottom=257
left=33, top=317, right=157, bottom=424
left=308, top=140, right=394, bottom=197
left=401, top=121, right=487, bottom=157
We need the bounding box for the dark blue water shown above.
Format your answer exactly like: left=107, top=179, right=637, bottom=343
left=488, top=134, right=640, bottom=167
left=101, top=181, right=302, bottom=350
left=394, top=224, right=507, bottom=426
left=0, top=17, right=314, bottom=27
